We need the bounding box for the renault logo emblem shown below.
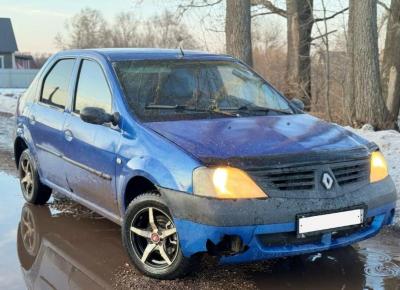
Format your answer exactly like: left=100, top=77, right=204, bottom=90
left=322, top=172, right=334, bottom=190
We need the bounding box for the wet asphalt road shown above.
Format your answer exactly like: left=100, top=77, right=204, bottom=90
left=0, top=115, right=399, bottom=290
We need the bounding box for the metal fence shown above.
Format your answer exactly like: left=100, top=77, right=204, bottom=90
left=0, top=69, right=39, bottom=88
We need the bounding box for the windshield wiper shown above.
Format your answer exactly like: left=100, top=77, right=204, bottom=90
left=145, top=104, right=191, bottom=110
left=145, top=104, right=238, bottom=117
left=220, top=105, right=293, bottom=115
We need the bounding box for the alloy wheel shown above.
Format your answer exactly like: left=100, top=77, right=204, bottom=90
left=20, top=157, right=34, bottom=198
left=130, top=207, right=179, bottom=268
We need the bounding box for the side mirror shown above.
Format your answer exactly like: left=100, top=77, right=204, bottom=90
left=80, top=107, right=120, bottom=126
left=291, top=98, right=305, bottom=111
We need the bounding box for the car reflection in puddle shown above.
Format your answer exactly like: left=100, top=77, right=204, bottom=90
left=252, top=244, right=400, bottom=290
left=17, top=203, right=124, bottom=290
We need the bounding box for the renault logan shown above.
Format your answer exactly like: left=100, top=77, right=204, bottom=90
left=14, top=49, right=397, bottom=279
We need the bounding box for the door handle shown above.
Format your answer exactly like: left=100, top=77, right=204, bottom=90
left=29, top=115, right=36, bottom=125
left=64, top=130, right=73, bottom=142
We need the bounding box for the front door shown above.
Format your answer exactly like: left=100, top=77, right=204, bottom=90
left=62, top=59, right=120, bottom=215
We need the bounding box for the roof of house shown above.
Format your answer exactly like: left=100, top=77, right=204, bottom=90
left=15, top=53, right=34, bottom=60
left=56, top=48, right=234, bottom=62
left=0, top=18, right=18, bottom=53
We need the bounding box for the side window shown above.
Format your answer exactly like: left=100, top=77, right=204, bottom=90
left=74, top=60, right=112, bottom=114
left=41, top=59, right=75, bottom=109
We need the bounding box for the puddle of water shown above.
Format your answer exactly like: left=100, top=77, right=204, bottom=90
left=18, top=203, right=124, bottom=290
left=0, top=172, right=26, bottom=290
left=0, top=171, right=127, bottom=290
left=246, top=230, right=400, bottom=290
left=250, top=238, right=400, bottom=290
left=0, top=171, right=399, bottom=289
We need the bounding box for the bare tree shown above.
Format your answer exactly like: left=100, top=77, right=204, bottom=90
left=251, top=0, right=347, bottom=110
left=381, top=0, right=400, bottom=128
left=178, top=0, right=348, bottom=108
left=178, top=0, right=252, bottom=64
left=225, top=0, right=253, bottom=66
left=112, top=12, right=139, bottom=47
left=56, top=8, right=200, bottom=50
left=141, top=11, right=200, bottom=49
left=314, top=0, right=332, bottom=121
left=345, top=0, right=388, bottom=129
left=55, top=8, right=112, bottom=49
left=285, top=0, right=313, bottom=108
left=253, top=23, right=286, bottom=91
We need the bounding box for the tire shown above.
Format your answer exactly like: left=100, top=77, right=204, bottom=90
left=18, top=149, right=52, bottom=205
left=122, top=192, right=198, bottom=279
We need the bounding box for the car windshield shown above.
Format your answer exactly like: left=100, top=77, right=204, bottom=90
left=114, top=60, right=293, bottom=122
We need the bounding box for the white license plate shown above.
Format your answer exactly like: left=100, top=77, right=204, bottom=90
left=298, top=209, right=364, bottom=235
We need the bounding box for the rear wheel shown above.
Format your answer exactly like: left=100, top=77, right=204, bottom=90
left=122, top=193, right=197, bottom=279
left=19, top=149, right=52, bottom=205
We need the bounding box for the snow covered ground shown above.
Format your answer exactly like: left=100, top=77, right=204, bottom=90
left=348, top=126, right=400, bottom=227
left=0, top=88, right=399, bottom=225
left=0, top=88, right=25, bottom=115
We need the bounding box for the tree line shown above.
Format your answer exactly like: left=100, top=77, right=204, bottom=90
left=180, top=0, right=399, bottom=129
left=55, top=8, right=200, bottom=50
left=55, top=1, right=400, bottom=130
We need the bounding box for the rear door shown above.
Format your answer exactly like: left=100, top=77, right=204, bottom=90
left=28, top=58, right=76, bottom=188
left=62, top=59, right=120, bottom=216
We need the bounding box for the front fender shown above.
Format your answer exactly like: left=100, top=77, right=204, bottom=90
left=115, top=115, right=203, bottom=216
left=116, top=154, right=199, bottom=215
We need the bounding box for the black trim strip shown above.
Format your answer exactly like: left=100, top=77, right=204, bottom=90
left=36, top=143, right=62, bottom=158
left=63, top=156, right=112, bottom=180
left=36, top=144, right=112, bottom=181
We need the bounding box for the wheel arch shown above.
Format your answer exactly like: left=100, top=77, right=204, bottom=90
left=118, top=154, right=193, bottom=215
left=122, top=175, right=159, bottom=212
left=14, top=136, right=29, bottom=168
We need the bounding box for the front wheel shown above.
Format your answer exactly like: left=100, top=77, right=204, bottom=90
left=122, top=193, right=197, bottom=279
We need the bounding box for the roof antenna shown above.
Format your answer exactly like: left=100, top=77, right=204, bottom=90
left=177, top=36, right=184, bottom=58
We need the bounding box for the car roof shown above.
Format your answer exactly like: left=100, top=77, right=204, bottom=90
left=55, top=48, right=236, bottom=62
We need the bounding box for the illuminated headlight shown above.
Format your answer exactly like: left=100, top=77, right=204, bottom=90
left=370, top=151, right=388, bottom=183
left=193, top=166, right=268, bottom=199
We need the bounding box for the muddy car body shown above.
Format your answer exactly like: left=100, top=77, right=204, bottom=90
left=14, top=49, right=397, bottom=279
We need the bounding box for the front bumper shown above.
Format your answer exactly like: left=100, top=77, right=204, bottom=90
left=161, top=177, right=397, bottom=263
left=174, top=202, right=395, bottom=264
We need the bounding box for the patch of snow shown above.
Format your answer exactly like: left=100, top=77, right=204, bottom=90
left=361, top=123, right=374, bottom=132
left=0, top=88, right=24, bottom=115
left=347, top=127, right=400, bottom=227
left=0, top=88, right=26, bottom=96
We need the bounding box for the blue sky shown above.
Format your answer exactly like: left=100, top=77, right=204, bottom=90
left=0, top=0, right=181, bottom=52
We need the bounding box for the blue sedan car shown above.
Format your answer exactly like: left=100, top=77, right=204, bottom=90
left=14, top=48, right=397, bottom=279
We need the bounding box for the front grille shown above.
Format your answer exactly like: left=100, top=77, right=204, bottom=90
left=248, top=157, right=370, bottom=192
left=331, top=159, right=370, bottom=186
left=263, top=168, right=315, bottom=191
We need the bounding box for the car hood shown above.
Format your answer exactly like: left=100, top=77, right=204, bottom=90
left=145, top=114, right=372, bottom=165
